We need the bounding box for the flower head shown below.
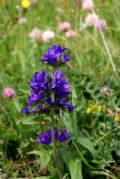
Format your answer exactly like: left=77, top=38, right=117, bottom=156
left=82, top=0, right=94, bottom=11
left=85, top=13, right=99, bottom=27
left=65, top=29, right=76, bottom=39
left=29, top=28, right=42, bottom=42
left=22, top=69, right=73, bottom=114
left=3, top=87, right=16, bottom=99
left=95, top=19, right=107, bottom=31
left=59, top=129, right=72, bottom=142
left=58, top=21, right=71, bottom=31
left=86, top=101, right=105, bottom=113
left=100, top=86, right=113, bottom=97
left=21, top=0, right=30, bottom=8
left=41, top=45, right=71, bottom=65
left=37, top=128, right=71, bottom=145
left=42, top=30, right=55, bottom=43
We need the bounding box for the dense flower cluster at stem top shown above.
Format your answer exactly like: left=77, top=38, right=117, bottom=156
left=41, top=45, right=71, bottom=65
left=22, top=69, right=73, bottom=115
left=37, top=128, right=71, bottom=145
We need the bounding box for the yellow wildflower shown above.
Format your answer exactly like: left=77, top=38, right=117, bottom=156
left=21, top=0, right=30, bottom=8
left=86, top=101, right=104, bottom=114
left=96, top=105, right=102, bottom=112
left=86, top=102, right=95, bottom=113
left=86, top=107, right=92, bottom=113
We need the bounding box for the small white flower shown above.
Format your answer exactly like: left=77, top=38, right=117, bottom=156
left=85, top=13, right=99, bottom=27
left=42, top=30, right=55, bottom=42
left=29, top=28, right=42, bottom=42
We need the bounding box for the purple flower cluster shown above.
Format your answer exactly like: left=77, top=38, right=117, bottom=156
left=41, top=45, right=71, bottom=65
left=37, top=128, right=71, bottom=145
left=22, top=69, right=73, bottom=114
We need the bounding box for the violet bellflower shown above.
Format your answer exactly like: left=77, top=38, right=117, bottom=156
left=37, top=128, right=71, bottom=145
left=41, top=45, right=71, bottom=65
left=22, top=69, right=74, bottom=115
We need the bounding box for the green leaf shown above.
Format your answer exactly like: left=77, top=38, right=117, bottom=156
left=27, top=148, right=52, bottom=169
left=30, top=173, right=57, bottom=179
left=69, top=158, right=83, bottom=179
left=77, top=136, right=96, bottom=156
left=21, top=117, right=38, bottom=125
left=30, top=177, right=54, bottom=179
left=72, top=89, right=77, bottom=106
left=9, top=177, right=55, bottom=179
left=91, top=170, right=117, bottom=179
left=27, top=150, right=41, bottom=156
left=58, top=147, right=72, bottom=167
left=13, top=98, right=22, bottom=112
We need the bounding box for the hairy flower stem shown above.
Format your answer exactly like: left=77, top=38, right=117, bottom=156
left=51, top=109, right=63, bottom=179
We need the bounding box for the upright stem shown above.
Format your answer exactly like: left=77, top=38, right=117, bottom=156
left=99, top=30, right=117, bottom=73
left=64, top=0, right=68, bottom=10
left=39, top=121, right=44, bottom=133
left=51, top=109, right=63, bottom=179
